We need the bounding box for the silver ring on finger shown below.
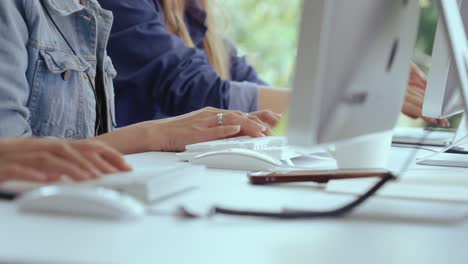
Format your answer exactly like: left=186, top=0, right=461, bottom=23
left=216, top=112, right=224, bottom=126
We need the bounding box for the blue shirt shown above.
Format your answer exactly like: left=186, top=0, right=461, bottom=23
left=99, top=0, right=267, bottom=127
left=0, top=0, right=116, bottom=138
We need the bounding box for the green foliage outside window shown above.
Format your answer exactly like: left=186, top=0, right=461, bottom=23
left=221, top=0, right=301, bottom=88
left=222, top=0, right=440, bottom=87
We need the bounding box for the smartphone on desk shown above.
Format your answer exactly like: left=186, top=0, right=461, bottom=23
left=248, top=169, right=391, bottom=185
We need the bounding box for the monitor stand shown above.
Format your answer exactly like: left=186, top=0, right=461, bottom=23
left=418, top=115, right=468, bottom=167
left=333, top=131, right=393, bottom=170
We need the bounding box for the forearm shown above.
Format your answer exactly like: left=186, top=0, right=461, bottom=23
left=95, top=121, right=163, bottom=154
left=258, top=88, right=290, bottom=113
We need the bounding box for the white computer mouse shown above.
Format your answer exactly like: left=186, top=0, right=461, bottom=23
left=190, top=148, right=283, bottom=171
left=16, top=186, right=146, bottom=221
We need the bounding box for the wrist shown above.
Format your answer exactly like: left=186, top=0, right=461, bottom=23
left=137, top=121, right=168, bottom=152
left=94, top=121, right=162, bottom=154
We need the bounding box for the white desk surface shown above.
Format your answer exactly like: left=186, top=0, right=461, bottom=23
left=1, top=147, right=468, bottom=264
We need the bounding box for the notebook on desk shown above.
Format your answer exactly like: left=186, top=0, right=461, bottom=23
left=1, top=163, right=204, bottom=202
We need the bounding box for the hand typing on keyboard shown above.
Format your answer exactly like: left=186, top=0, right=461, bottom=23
left=154, top=108, right=282, bottom=152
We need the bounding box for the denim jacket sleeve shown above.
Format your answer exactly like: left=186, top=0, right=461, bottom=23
left=100, top=0, right=258, bottom=126
left=0, top=0, right=32, bottom=136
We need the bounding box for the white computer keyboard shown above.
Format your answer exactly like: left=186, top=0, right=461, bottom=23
left=179, top=136, right=302, bottom=162
left=3, top=163, right=203, bottom=202
left=185, top=136, right=286, bottom=152
left=392, top=127, right=455, bottom=146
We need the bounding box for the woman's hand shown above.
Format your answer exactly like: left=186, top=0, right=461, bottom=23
left=402, top=63, right=450, bottom=127
left=247, top=110, right=282, bottom=130
left=97, top=107, right=282, bottom=154
left=148, top=107, right=280, bottom=152
left=0, top=138, right=132, bottom=183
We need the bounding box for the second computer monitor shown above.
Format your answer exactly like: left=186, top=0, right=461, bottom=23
left=288, top=0, right=420, bottom=147
left=423, top=0, right=468, bottom=119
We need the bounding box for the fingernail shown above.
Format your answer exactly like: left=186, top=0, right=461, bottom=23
left=230, top=125, right=241, bottom=134
left=261, top=126, right=267, bottom=132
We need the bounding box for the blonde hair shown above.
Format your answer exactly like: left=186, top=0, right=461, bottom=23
left=161, top=0, right=231, bottom=80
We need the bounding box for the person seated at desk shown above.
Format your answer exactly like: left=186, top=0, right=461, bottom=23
left=0, top=0, right=275, bottom=180
left=99, top=0, right=286, bottom=126
left=99, top=0, right=446, bottom=127
left=0, top=137, right=130, bottom=182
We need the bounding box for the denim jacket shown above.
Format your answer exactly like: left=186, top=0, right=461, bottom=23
left=0, top=0, right=117, bottom=138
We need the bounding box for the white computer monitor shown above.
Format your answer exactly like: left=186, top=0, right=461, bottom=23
left=423, top=0, right=468, bottom=119
left=287, top=0, right=420, bottom=147
left=437, top=0, right=468, bottom=116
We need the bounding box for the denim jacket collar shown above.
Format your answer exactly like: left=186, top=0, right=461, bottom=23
left=44, top=0, right=84, bottom=16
